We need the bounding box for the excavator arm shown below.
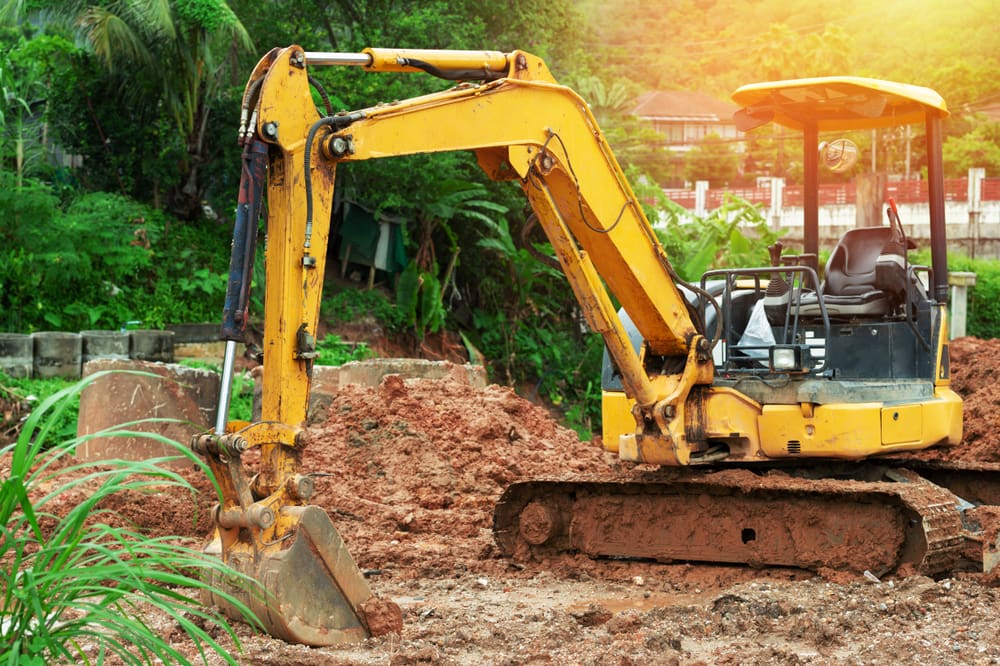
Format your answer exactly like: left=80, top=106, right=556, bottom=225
left=247, top=45, right=714, bottom=466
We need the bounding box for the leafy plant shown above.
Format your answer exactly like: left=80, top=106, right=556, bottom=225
left=396, top=260, right=447, bottom=339
left=0, top=177, right=232, bottom=332
left=315, top=334, right=373, bottom=366
left=562, top=377, right=602, bottom=441
left=0, top=373, right=260, bottom=664
left=683, top=132, right=742, bottom=187
left=654, top=193, right=783, bottom=281
left=473, top=214, right=604, bottom=438
left=0, top=34, right=68, bottom=186
left=10, top=0, right=254, bottom=219
left=943, top=121, right=1000, bottom=177
left=0, top=373, right=77, bottom=443
left=322, top=287, right=408, bottom=335
left=912, top=249, right=1000, bottom=340
left=394, top=180, right=510, bottom=340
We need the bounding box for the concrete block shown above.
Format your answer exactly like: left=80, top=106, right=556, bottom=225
left=332, top=358, right=487, bottom=390
left=76, top=359, right=220, bottom=467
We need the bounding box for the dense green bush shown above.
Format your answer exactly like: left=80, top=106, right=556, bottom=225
left=321, top=287, right=408, bottom=335
left=944, top=254, right=1000, bottom=339
left=315, top=334, right=373, bottom=366
left=0, top=176, right=232, bottom=332
left=0, top=375, right=77, bottom=443
left=908, top=249, right=1000, bottom=339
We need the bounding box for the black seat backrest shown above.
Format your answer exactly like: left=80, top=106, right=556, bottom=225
left=823, top=226, right=896, bottom=297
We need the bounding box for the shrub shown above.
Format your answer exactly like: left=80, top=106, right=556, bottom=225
left=315, top=334, right=373, bottom=366
left=0, top=374, right=77, bottom=444
left=908, top=249, right=1000, bottom=339
left=0, top=177, right=233, bottom=332
left=942, top=254, right=1000, bottom=339
left=322, top=287, right=408, bottom=335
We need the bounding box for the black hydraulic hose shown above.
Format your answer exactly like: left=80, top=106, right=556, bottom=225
left=661, top=254, right=720, bottom=345
left=303, top=117, right=340, bottom=251
left=221, top=139, right=268, bottom=341
left=397, top=57, right=505, bottom=82
left=308, top=75, right=335, bottom=116
left=303, top=112, right=365, bottom=252
left=239, top=77, right=265, bottom=146
left=241, top=76, right=263, bottom=115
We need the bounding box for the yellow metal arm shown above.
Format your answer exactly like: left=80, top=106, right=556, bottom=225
left=248, top=45, right=713, bottom=467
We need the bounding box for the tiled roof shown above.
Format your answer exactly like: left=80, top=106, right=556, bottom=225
left=632, top=90, right=738, bottom=122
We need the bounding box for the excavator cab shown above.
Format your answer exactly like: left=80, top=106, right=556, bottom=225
left=732, top=78, right=947, bottom=363
left=603, top=76, right=960, bottom=456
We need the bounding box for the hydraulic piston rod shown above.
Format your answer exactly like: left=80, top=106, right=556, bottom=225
left=306, top=48, right=510, bottom=77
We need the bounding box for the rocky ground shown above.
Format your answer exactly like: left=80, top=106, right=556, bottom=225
left=5, top=336, right=1000, bottom=665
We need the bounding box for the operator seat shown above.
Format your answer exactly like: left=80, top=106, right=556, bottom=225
left=766, top=226, right=906, bottom=322
left=819, top=226, right=902, bottom=315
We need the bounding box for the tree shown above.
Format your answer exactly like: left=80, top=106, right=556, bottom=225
left=0, top=36, right=46, bottom=186
left=6, top=0, right=253, bottom=219
left=943, top=122, right=1000, bottom=177
left=684, top=133, right=740, bottom=187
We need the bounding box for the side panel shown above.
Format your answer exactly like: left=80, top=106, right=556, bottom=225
left=758, top=403, right=882, bottom=458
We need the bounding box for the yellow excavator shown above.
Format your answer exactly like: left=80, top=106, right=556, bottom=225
left=194, top=45, right=998, bottom=646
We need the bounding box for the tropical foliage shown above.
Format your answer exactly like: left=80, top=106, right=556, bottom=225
left=0, top=179, right=231, bottom=332
left=3, top=0, right=252, bottom=217
left=655, top=195, right=784, bottom=282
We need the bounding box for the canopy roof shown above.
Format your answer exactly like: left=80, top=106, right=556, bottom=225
left=731, top=76, right=948, bottom=131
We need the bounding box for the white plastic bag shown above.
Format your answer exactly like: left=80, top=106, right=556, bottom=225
left=738, top=299, right=775, bottom=360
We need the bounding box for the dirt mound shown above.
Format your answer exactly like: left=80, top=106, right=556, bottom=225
left=70, top=368, right=617, bottom=582
left=302, top=373, right=615, bottom=578
left=946, top=336, right=1000, bottom=461
left=896, top=336, right=1000, bottom=465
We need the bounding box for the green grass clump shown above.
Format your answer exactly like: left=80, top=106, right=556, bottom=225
left=0, top=372, right=261, bottom=665
left=315, top=334, right=373, bottom=367
left=0, top=374, right=77, bottom=443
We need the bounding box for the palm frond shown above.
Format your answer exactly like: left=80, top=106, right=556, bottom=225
left=77, top=6, right=152, bottom=67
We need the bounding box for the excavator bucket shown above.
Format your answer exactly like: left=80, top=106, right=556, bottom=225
left=191, top=424, right=396, bottom=646
left=201, top=504, right=374, bottom=645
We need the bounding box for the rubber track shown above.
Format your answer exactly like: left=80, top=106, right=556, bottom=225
left=493, top=470, right=971, bottom=575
